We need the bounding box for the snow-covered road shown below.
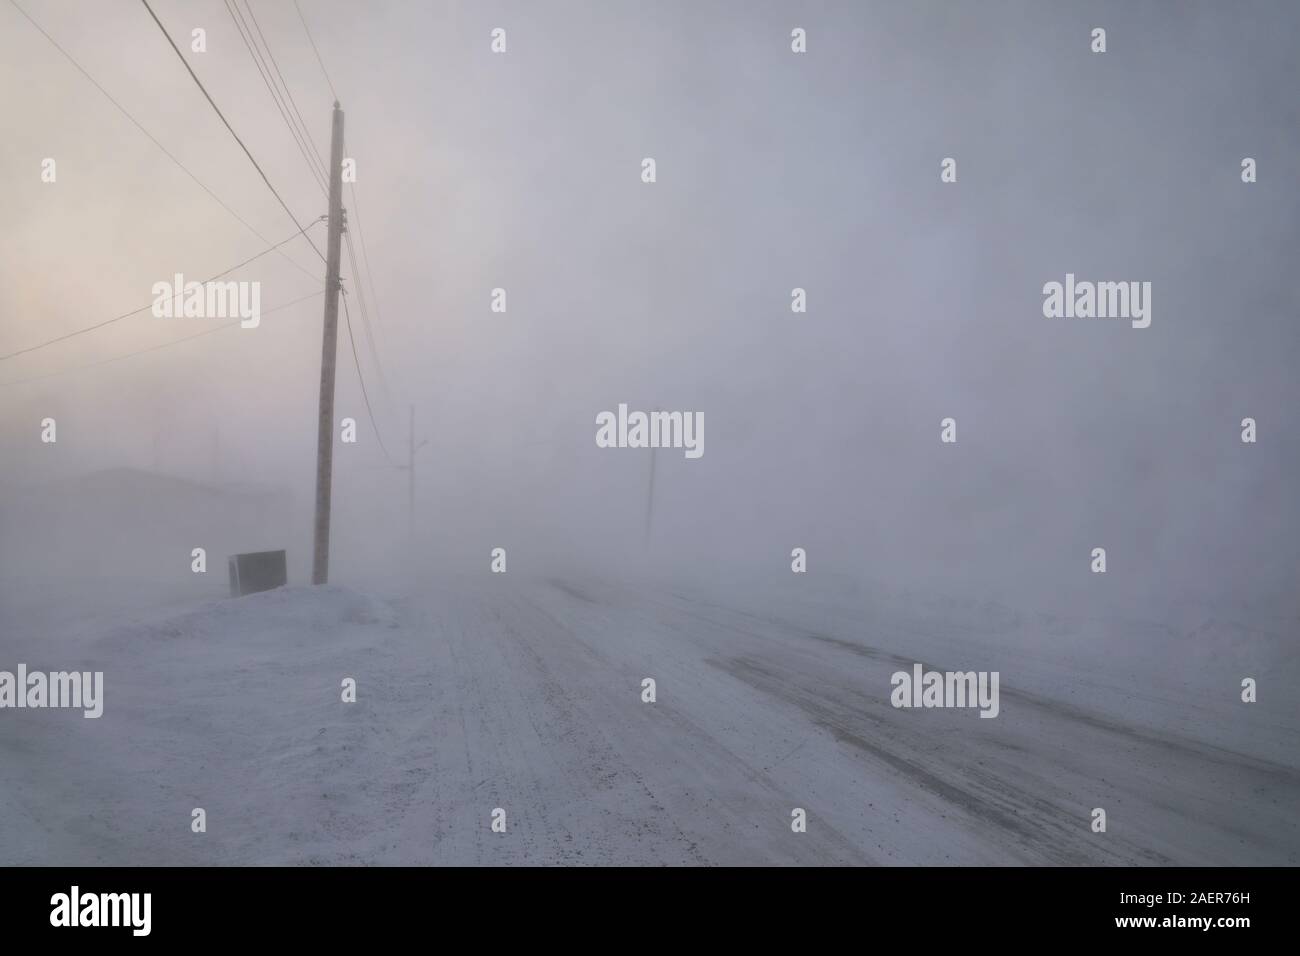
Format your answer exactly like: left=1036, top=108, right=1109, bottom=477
left=2, top=577, right=1296, bottom=865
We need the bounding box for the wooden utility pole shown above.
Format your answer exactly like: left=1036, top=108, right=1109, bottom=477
left=311, top=102, right=346, bottom=585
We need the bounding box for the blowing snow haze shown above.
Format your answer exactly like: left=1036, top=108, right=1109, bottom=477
left=2, top=0, right=1298, bottom=613
left=0, top=0, right=1298, bottom=872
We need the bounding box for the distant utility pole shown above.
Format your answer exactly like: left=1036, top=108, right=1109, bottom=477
left=311, top=102, right=346, bottom=585
left=402, top=404, right=429, bottom=535
left=644, top=408, right=659, bottom=547
left=408, top=405, right=414, bottom=527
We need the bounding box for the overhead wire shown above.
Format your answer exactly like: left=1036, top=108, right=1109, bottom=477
left=346, top=178, right=387, bottom=339
left=223, top=0, right=329, bottom=196
left=343, top=231, right=394, bottom=411
left=0, top=218, right=324, bottom=363
left=292, top=0, right=339, bottom=103
left=8, top=1, right=398, bottom=480
left=242, top=0, right=330, bottom=180
left=0, top=290, right=325, bottom=388
left=138, top=0, right=327, bottom=263
left=5, top=0, right=323, bottom=283
left=340, top=291, right=394, bottom=464
left=286, top=7, right=403, bottom=443
left=11, top=0, right=399, bottom=467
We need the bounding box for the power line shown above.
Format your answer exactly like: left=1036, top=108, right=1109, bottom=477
left=223, top=0, right=328, bottom=196
left=5, top=0, right=321, bottom=284
left=339, top=140, right=399, bottom=412
left=243, top=0, right=330, bottom=179
left=340, top=291, right=394, bottom=464
left=343, top=231, right=394, bottom=410
left=293, top=0, right=339, bottom=103
left=286, top=11, right=400, bottom=416
left=346, top=178, right=386, bottom=338
left=0, top=290, right=324, bottom=388
left=0, top=219, right=324, bottom=363
left=138, top=0, right=326, bottom=263
left=280, top=3, right=399, bottom=465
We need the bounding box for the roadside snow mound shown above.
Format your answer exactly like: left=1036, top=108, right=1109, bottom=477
left=1, top=585, right=412, bottom=866
left=94, top=586, right=398, bottom=653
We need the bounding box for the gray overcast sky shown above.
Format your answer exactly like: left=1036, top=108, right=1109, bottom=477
left=2, top=1, right=1298, bottom=612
